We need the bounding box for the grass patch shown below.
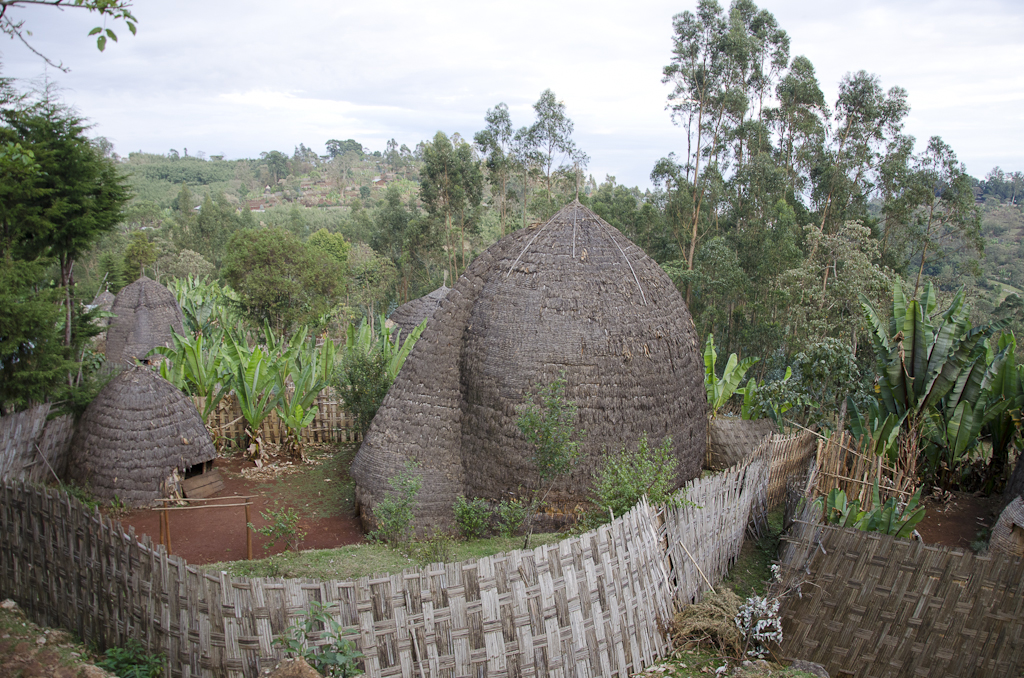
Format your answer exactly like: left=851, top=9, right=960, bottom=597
left=251, top=443, right=357, bottom=520
left=203, top=532, right=564, bottom=580
left=723, top=505, right=784, bottom=600
left=633, top=647, right=819, bottom=677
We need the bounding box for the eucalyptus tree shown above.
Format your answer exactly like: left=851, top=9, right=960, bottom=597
left=419, top=131, right=483, bottom=282
left=812, top=70, right=909, bottom=236
left=906, top=137, right=982, bottom=295
left=523, top=89, right=580, bottom=212
left=768, top=55, right=827, bottom=195
left=474, top=103, right=517, bottom=236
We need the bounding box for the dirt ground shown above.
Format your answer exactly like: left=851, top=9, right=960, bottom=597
left=107, top=445, right=365, bottom=566
left=913, top=489, right=1004, bottom=550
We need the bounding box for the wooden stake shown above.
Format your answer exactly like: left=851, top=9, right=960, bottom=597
left=678, top=540, right=715, bottom=594
left=245, top=501, right=253, bottom=560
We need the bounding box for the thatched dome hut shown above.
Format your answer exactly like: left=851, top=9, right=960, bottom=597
left=91, top=289, right=116, bottom=322
left=67, top=366, right=216, bottom=506
left=388, top=285, right=449, bottom=339
left=352, top=201, right=707, bottom=533
left=89, top=289, right=117, bottom=354
left=105, top=276, right=184, bottom=366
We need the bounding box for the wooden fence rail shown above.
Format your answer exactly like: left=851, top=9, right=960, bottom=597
left=195, top=388, right=362, bottom=448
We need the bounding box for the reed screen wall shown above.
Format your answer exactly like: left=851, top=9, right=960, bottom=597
left=0, top=404, right=74, bottom=484
left=778, top=519, right=1024, bottom=677
left=0, top=430, right=812, bottom=677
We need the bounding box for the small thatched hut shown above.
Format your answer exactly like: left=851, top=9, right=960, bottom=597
left=388, top=285, right=449, bottom=339
left=91, top=289, right=116, bottom=323
left=352, top=201, right=707, bottom=533
left=67, top=366, right=217, bottom=506
left=89, top=289, right=117, bottom=354
left=105, top=276, right=185, bottom=366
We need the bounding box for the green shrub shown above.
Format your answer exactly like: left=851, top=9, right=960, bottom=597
left=369, top=461, right=422, bottom=548
left=817, top=479, right=925, bottom=539
left=249, top=503, right=306, bottom=552
left=274, top=601, right=363, bottom=677
left=452, top=495, right=491, bottom=540
left=98, top=639, right=165, bottom=678
left=592, top=433, right=679, bottom=520
left=416, top=529, right=456, bottom=565
left=337, top=349, right=391, bottom=436
left=495, top=498, right=528, bottom=538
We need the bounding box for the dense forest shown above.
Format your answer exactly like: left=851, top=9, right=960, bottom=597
left=3, top=0, right=1023, bottom=482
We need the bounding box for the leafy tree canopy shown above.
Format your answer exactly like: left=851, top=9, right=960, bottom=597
left=222, top=226, right=345, bottom=334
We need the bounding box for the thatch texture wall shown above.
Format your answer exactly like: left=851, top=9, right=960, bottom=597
left=67, top=366, right=216, bottom=506
left=989, top=496, right=1024, bottom=558
left=778, top=518, right=1024, bottom=677
left=0, top=436, right=812, bottom=678
left=353, top=201, right=707, bottom=533
left=0, top=404, right=74, bottom=483
left=387, top=285, right=448, bottom=340
left=706, top=417, right=776, bottom=470
left=105, top=276, right=185, bottom=367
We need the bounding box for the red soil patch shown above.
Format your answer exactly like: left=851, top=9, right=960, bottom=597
left=108, top=453, right=365, bottom=566
left=914, top=490, right=1003, bottom=550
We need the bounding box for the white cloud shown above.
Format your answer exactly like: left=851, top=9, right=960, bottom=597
left=1, top=0, right=1020, bottom=186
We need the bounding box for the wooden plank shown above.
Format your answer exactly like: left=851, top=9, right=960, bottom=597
left=181, top=470, right=226, bottom=499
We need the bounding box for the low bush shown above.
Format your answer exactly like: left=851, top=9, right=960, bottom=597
left=495, top=498, right=528, bottom=537
left=274, top=601, right=363, bottom=677
left=369, top=461, right=422, bottom=548
left=452, top=495, right=491, bottom=539
left=97, top=639, right=165, bottom=678
left=592, top=433, right=679, bottom=521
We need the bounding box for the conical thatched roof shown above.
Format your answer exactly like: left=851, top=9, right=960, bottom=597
left=105, top=276, right=185, bottom=366
left=388, top=285, right=449, bottom=339
left=352, top=201, right=707, bottom=533
left=91, top=289, right=116, bottom=314
left=67, top=365, right=216, bottom=507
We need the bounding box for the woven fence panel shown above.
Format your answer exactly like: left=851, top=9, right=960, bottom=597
left=664, top=452, right=770, bottom=606
left=0, top=481, right=701, bottom=678
left=194, top=388, right=362, bottom=448
left=0, top=404, right=74, bottom=484
left=778, top=522, right=1024, bottom=677
left=815, top=432, right=915, bottom=505
left=0, top=435, right=804, bottom=678
left=763, top=431, right=816, bottom=510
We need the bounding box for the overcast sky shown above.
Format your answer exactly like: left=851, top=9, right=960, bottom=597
left=2, top=0, right=1022, bottom=189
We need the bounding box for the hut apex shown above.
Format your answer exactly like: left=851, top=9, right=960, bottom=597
left=105, top=276, right=185, bottom=367
left=351, top=200, right=707, bottom=534
left=388, top=285, right=450, bottom=340
left=66, top=366, right=218, bottom=507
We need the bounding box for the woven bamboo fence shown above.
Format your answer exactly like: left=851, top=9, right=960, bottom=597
left=0, top=404, right=75, bottom=484
left=0, top=444, right=791, bottom=678
left=814, top=431, right=917, bottom=504
left=777, top=519, right=1024, bottom=677
left=761, top=431, right=817, bottom=510
left=195, top=388, right=362, bottom=448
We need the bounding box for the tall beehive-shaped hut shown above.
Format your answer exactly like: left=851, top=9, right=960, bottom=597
left=388, top=285, right=449, bottom=340
left=105, top=276, right=185, bottom=366
left=67, top=366, right=217, bottom=506
left=352, top=201, right=707, bottom=532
